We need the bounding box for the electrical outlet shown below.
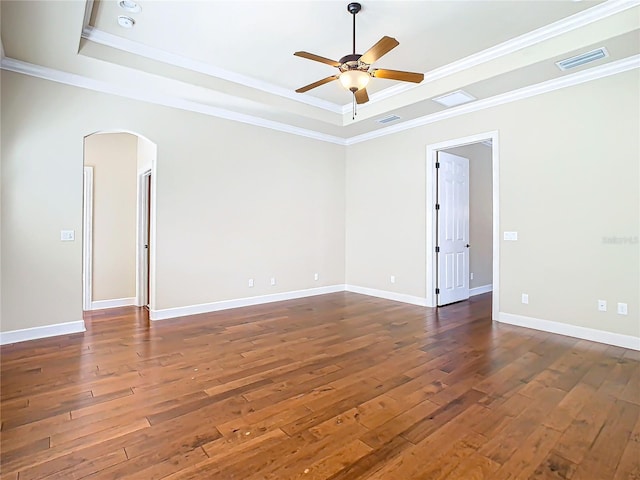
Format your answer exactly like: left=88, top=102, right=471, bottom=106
left=617, top=303, right=628, bottom=315
left=314, top=273, right=319, bottom=281
left=270, top=277, right=276, bottom=286
left=60, top=230, right=75, bottom=241
left=598, top=300, right=607, bottom=312
left=390, top=275, right=396, bottom=284
left=248, top=278, right=254, bottom=288
left=521, top=293, right=529, bottom=304
left=470, top=272, right=474, bottom=280
left=504, top=231, right=518, bottom=241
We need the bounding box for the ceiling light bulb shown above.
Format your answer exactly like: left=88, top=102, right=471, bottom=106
left=117, top=15, right=135, bottom=28
left=339, top=70, right=370, bottom=92
left=119, top=0, right=141, bottom=13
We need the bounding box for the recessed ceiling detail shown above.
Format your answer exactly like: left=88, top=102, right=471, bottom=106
left=432, top=90, right=477, bottom=108
left=1, top=0, right=638, bottom=138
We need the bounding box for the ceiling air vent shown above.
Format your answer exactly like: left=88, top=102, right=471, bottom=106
left=377, top=114, right=401, bottom=124
left=432, top=90, right=476, bottom=108
left=556, top=47, right=608, bottom=71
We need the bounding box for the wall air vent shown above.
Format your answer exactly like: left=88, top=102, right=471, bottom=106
left=377, top=114, right=401, bottom=124
left=432, top=90, right=476, bottom=108
left=556, top=47, right=608, bottom=71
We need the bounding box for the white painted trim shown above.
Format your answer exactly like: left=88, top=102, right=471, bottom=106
left=497, top=312, right=640, bottom=351
left=135, top=169, right=151, bottom=307
left=470, top=284, right=493, bottom=297
left=345, top=285, right=428, bottom=307
left=0, top=57, right=346, bottom=146
left=149, top=285, right=346, bottom=321
left=90, top=297, right=136, bottom=310
left=0, top=321, right=86, bottom=345
left=346, top=55, right=640, bottom=145
left=425, top=131, right=500, bottom=324
left=2, top=54, right=637, bottom=146
left=80, top=0, right=638, bottom=115
left=82, top=166, right=93, bottom=311
left=80, top=26, right=344, bottom=114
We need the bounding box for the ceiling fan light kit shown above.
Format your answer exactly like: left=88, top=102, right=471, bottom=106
left=294, top=2, right=424, bottom=118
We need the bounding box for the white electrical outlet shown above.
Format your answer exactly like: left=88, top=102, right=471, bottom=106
left=598, top=300, right=607, bottom=312
left=521, top=293, right=529, bottom=304
left=504, top=231, right=518, bottom=241
left=390, top=275, right=396, bottom=284
left=314, top=273, right=319, bottom=281
left=270, top=277, right=276, bottom=286
left=617, top=303, right=628, bottom=315
left=248, top=278, right=254, bottom=288
left=470, top=272, right=474, bottom=280
left=60, top=230, right=75, bottom=241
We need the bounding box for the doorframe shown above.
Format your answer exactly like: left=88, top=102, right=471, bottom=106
left=82, top=166, right=94, bottom=311
left=82, top=131, right=157, bottom=312
left=136, top=169, right=152, bottom=307
left=425, top=130, right=500, bottom=321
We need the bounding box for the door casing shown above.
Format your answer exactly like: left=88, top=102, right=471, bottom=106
left=425, top=131, right=499, bottom=320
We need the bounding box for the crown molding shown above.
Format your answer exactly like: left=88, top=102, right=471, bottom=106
left=2, top=54, right=637, bottom=146
left=341, top=0, right=640, bottom=114
left=81, top=0, right=639, bottom=118
left=345, top=54, right=640, bottom=145
left=0, top=56, right=347, bottom=145
left=81, top=26, right=345, bottom=115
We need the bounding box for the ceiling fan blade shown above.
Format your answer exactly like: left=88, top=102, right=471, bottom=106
left=354, top=88, right=369, bottom=104
left=294, top=51, right=341, bottom=68
left=360, top=36, right=399, bottom=65
left=372, top=69, right=424, bottom=83
left=295, top=76, right=339, bottom=93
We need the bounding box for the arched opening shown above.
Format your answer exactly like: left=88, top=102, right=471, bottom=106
left=82, top=131, right=157, bottom=312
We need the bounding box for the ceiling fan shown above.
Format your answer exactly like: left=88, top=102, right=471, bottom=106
left=294, top=2, right=424, bottom=107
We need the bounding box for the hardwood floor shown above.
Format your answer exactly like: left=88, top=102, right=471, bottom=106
left=1, top=292, right=638, bottom=479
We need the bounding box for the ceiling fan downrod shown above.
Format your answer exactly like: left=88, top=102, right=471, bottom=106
left=348, top=2, right=361, bottom=55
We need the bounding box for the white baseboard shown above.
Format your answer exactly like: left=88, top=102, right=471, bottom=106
left=345, top=285, right=428, bottom=307
left=497, top=312, right=640, bottom=351
left=149, top=285, right=346, bottom=321
left=470, top=284, right=493, bottom=297
left=0, top=320, right=86, bottom=346
left=90, top=297, right=136, bottom=310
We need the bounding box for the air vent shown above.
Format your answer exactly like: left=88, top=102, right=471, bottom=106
left=432, top=90, right=476, bottom=108
left=556, top=48, right=608, bottom=71
left=377, top=114, right=401, bottom=124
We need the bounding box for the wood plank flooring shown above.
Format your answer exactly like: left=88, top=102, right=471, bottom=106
left=1, top=292, right=638, bottom=479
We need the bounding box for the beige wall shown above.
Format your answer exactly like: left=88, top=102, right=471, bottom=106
left=1, top=71, right=345, bottom=331
left=346, top=70, right=639, bottom=337
left=1, top=68, right=638, bottom=341
left=444, top=143, right=493, bottom=289
left=85, top=132, right=138, bottom=302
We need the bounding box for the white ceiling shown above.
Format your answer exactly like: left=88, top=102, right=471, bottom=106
left=1, top=0, right=639, bottom=141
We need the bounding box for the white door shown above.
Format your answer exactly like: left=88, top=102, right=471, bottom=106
left=437, top=151, right=470, bottom=306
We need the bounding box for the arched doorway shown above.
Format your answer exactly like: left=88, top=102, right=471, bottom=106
left=82, top=131, right=157, bottom=312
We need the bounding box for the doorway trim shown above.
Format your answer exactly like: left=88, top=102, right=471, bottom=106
left=136, top=169, right=152, bottom=307
left=425, top=130, right=500, bottom=320
left=82, top=131, right=157, bottom=312
left=82, top=166, right=94, bottom=311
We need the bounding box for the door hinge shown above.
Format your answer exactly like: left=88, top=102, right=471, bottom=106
left=435, top=288, right=440, bottom=294
left=435, top=162, right=440, bottom=168
left=435, top=204, right=440, bottom=210
left=435, top=246, right=440, bottom=253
